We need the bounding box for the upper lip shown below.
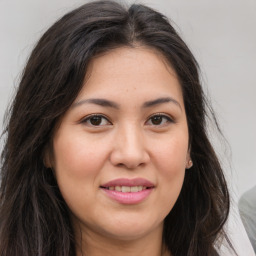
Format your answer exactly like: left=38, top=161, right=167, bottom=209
left=101, top=178, right=155, bottom=188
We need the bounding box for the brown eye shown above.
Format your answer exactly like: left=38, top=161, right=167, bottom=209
left=151, top=116, right=163, bottom=125
left=146, top=114, right=173, bottom=126
left=90, top=116, right=103, bottom=126
left=82, top=115, right=111, bottom=126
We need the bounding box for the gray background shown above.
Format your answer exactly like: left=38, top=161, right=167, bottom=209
left=0, top=0, right=256, bottom=200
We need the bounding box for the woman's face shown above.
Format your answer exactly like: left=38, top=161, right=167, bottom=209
left=50, top=47, right=190, bottom=242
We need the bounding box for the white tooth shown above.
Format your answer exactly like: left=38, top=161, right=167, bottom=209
left=131, top=186, right=139, bottom=192
left=115, top=186, right=121, bottom=192
left=142, top=186, right=146, bottom=190
left=121, top=186, right=131, bottom=193
left=109, top=186, right=114, bottom=190
left=137, top=186, right=143, bottom=191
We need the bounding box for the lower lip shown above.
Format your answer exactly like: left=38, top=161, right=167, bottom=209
left=101, top=188, right=153, bottom=204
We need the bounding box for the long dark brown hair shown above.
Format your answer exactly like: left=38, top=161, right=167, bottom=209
left=0, top=1, right=234, bottom=255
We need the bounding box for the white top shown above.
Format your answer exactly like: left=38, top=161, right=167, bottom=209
left=238, top=185, right=256, bottom=253
left=218, top=200, right=255, bottom=256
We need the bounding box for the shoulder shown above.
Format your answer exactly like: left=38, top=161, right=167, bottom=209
left=239, top=186, right=256, bottom=211
left=218, top=201, right=255, bottom=256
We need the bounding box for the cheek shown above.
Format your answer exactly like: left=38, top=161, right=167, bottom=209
left=153, top=135, right=188, bottom=209
left=51, top=133, right=108, bottom=208
left=154, top=135, right=188, bottom=176
left=52, top=134, right=108, bottom=217
left=53, top=133, right=109, bottom=178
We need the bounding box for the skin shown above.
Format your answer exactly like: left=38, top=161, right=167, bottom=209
left=48, top=47, right=190, bottom=256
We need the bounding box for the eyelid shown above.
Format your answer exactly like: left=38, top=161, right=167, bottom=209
left=145, top=112, right=174, bottom=125
left=80, top=114, right=112, bottom=126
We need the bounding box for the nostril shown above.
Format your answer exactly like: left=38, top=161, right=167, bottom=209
left=109, top=144, right=150, bottom=169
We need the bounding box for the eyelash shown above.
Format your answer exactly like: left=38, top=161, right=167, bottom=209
left=146, top=113, right=174, bottom=126
left=80, top=114, right=112, bottom=127
left=80, top=113, right=174, bottom=127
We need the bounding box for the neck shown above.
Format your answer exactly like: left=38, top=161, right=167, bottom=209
left=75, top=224, right=170, bottom=256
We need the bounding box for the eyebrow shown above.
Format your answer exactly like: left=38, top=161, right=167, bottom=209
left=72, top=98, right=120, bottom=109
left=142, top=97, right=182, bottom=110
left=72, top=97, right=181, bottom=110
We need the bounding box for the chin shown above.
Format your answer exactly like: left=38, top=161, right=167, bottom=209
left=99, top=218, right=164, bottom=241
left=104, top=228, right=154, bottom=241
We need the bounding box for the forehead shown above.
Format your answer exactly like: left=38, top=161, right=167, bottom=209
left=76, top=47, right=184, bottom=108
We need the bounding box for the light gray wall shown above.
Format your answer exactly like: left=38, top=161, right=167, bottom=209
left=1, top=0, right=256, bottom=198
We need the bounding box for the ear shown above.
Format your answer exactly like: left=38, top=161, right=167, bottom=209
left=43, top=152, right=51, bottom=168
left=185, top=149, right=193, bottom=169
left=186, top=159, right=193, bottom=169
left=43, top=143, right=54, bottom=169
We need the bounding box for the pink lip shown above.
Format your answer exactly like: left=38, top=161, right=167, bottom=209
left=100, top=178, right=155, bottom=205
left=101, top=178, right=154, bottom=188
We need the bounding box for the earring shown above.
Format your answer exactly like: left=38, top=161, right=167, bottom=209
left=186, top=159, right=193, bottom=169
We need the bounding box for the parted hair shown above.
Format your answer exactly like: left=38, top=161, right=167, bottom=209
left=0, top=1, right=234, bottom=255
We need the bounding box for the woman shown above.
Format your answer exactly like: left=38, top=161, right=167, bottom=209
left=0, top=1, right=236, bottom=255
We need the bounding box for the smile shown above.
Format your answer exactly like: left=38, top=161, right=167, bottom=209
left=103, top=186, right=147, bottom=192
left=100, top=178, right=155, bottom=204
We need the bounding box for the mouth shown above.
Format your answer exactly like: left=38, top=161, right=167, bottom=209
left=100, top=178, right=155, bottom=204
left=100, top=185, right=152, bottom=193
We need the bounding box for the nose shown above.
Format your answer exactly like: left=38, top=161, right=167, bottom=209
left=109, top=126, right=150, bottom=169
